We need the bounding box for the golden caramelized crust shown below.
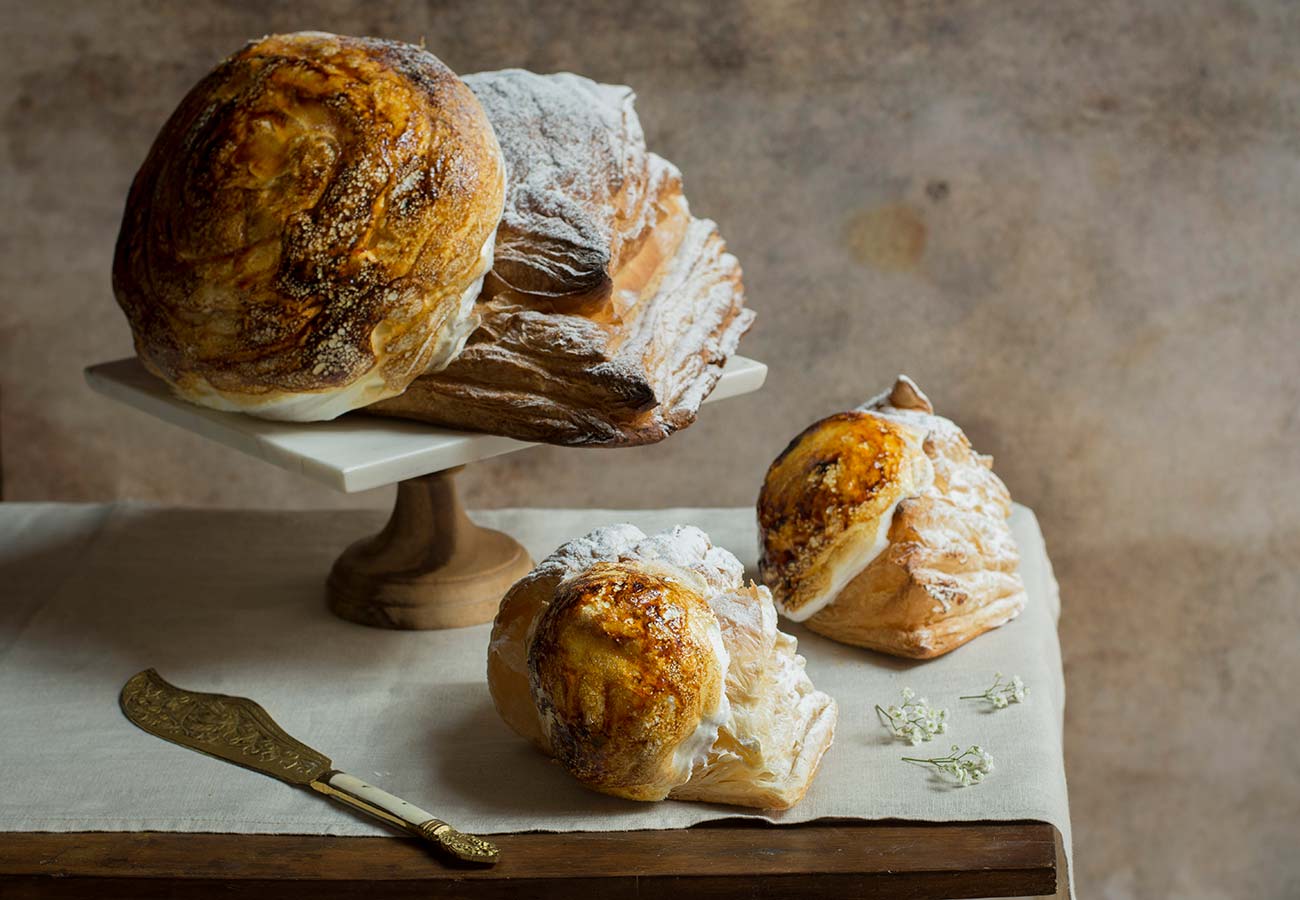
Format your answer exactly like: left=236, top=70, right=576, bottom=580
left=112, top=31, right=505, bottom=420
left=758, top=411, right=932, bottom=621
left=528, top=561, right=727, bottom=801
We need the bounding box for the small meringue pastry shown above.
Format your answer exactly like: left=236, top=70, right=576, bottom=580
left=488, top=524, right=836, bottom=808
left=758, top=376, right=1026, bottom=659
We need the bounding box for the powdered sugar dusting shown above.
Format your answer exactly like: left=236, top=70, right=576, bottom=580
left=464, top=69, right=650, bottom=290
left=528, top=523, right=648, bottom=583
left=532, top=523, right=747, bottom=597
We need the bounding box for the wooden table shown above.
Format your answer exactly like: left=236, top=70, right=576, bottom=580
left=0, top=821, right=1059, bottom=898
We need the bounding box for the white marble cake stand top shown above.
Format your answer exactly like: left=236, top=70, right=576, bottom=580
left=84, top=356, right=767, bottom=493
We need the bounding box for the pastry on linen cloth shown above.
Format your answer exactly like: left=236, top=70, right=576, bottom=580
left=112, top=32, right=505, bottom=421
left=487, top=524, right=836, bottom=809
left=757, top=376, right=1026, bottom=659
left=368, top=69, right=754, bottom=446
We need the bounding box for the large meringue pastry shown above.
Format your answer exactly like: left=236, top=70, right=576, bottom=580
left=488, top=525, right=836, bottom=809
left=758, top=377, right=1026, bottom=659
left=113, top=32, right=505, bottom=421
left=369, top=69, right=754, bottom=446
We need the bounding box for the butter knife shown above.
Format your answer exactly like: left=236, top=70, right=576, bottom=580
left=119, top=668, right=498, bottom=865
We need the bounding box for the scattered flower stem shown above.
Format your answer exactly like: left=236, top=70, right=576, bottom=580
left=903, top=744, right=995, bottom=786
left=960, top=673, right=1027, bottom=709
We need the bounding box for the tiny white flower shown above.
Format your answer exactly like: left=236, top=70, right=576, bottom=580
left=876, top=688, right=950, bottom=744
left=1010, top=676, right=1027, bottom=703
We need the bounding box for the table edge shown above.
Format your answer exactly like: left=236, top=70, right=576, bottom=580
left=0, top=820, right=1057, bottom=893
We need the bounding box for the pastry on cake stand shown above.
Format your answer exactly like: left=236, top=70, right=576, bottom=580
left=95, top=45, right=761, bottom=632
left=85, top=356, right=766, bottom=630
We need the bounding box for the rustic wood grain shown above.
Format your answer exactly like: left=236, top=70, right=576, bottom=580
left=0, top=821, right=1056, bottom=899
left=326, top=468, right=535, bottom=630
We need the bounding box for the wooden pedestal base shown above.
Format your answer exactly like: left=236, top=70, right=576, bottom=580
left=327, top=468, right=533, bottom=629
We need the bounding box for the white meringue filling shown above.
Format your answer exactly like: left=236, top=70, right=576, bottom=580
left=775, top=499, right=905, bottom=623
left=668, top=615, right=732, bottom=785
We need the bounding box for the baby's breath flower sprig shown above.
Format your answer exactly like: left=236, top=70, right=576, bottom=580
left=874, top=687, right=949, bottom=745
left=902, top=744, right=995, bottom=786
left=960, top=673, right=1028, bottom=709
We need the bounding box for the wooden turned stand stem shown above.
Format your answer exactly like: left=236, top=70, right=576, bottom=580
left=326, top=467, right=533, bottom=629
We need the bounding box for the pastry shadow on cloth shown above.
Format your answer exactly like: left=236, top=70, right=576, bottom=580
left=902, top=761, right=972, bottom=793
left=0, top=529, right=103, bottom=655
left=430, top=681, right=647, bottom=817
left=430, top=681, right=783, bottom=823
left=781, top=621, right=926, bottom=673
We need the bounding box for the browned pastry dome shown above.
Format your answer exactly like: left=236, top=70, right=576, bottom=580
left=529, top=561, right=727, bottom=801
left=759, top=411, right=933, bottom=621
left=368, top=69, right=753, bottom=446
left=758, top=377, right=1026, bottom=659
left=113, top=31, right=505, bottom=420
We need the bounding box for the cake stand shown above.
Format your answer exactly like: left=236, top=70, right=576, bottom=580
left=85, top=357, right=767, bottom=630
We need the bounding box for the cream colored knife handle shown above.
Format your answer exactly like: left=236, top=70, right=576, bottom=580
left=311, top=771, right=498, bottom=864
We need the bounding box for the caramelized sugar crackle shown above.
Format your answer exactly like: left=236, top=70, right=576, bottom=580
left=370, top=69, right=754, bottom=446
left=113, top=32, right=505, bottom=421
left=489, top=525, right=836, bottom=809
left=758, top=377, right=1026, bottom=659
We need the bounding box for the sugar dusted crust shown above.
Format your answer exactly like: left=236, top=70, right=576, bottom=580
left=113, top=32, right=505, bottom=420
left=368, top=70, right=753, bottom=446
left=466, top=70, right=655, bottom=306
left=758, top=376, right=1027, bottom=659
left=488, top=525, right=837, bottom=808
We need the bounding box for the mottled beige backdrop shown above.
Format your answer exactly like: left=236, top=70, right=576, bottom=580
left=2, top=1, right=1298, bottom=895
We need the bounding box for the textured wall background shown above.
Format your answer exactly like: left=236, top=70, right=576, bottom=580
left=2, top=1, right=1298, bottom=895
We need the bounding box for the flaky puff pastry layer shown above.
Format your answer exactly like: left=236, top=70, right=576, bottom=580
left=489, top=525, right=836, bottom=808
left=369, top=70, right=754, bottom=446
left=113, top=32, right=505, bottom=421
left=758, top=377, right=1026, bottom=659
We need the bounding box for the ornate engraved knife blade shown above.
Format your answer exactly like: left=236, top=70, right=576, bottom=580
left=119, top=668, right=498, bottom=865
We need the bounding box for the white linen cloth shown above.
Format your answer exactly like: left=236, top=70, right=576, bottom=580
left=0, top=502, right=1071, bottom=890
